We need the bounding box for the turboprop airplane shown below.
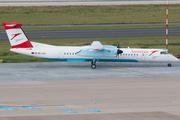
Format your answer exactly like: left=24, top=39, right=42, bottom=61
left=2, top=23, right=179, bottom=69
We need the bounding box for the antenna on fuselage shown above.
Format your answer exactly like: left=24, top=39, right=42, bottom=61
left=166, top=0, right=168, bottom=51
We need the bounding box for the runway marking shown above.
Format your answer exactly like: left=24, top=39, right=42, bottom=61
left=61, top=110, right=77, bottom=113
left=0, top=105, right=180, bottom=114
left=0, top=107, right=18, bottom=111
left=22, top=106, right=42, bottom=110
left=84, top=109, right=101, bottom=112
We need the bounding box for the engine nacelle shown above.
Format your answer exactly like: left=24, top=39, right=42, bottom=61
left=76, top=45, right=117, bottom=59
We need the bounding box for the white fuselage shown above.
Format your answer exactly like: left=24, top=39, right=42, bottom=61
left=10, top=42, right=179, bottom=63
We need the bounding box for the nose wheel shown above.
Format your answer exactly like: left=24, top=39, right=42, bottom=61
left=168, top=63, right=171, bottom=67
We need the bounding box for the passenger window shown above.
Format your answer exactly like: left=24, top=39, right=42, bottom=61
left=64, top=53, right=66, bottom=55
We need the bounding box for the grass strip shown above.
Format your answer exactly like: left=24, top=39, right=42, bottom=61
left=0, top=4, right=180, bottom=26
left=0, top=36, right=180, bottom=63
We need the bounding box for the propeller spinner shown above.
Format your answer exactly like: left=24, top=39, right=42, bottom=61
left=117, top=42, right=123, bottom=61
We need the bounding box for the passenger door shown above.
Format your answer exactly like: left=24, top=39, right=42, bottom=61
left=58, top=51, right=64, bottom=59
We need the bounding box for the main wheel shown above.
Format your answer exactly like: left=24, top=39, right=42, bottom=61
left=168, top=63, right=171, bottom=67
left=91, top=64, right=96, bottom=69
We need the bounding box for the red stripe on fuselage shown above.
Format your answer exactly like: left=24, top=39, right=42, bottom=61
left=149, top=50, right=159, bottom=56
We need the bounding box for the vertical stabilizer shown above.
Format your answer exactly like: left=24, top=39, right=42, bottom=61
left=2, top=23, right=33, bottom=48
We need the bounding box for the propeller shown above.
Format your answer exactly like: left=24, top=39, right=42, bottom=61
left=117, top=42, right=123, bottom=61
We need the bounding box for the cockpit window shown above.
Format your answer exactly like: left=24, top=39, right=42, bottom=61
left=160, top=51, right=169, bottom=54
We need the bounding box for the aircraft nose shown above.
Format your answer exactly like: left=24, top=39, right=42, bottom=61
left=168, top=54, right=179, bottom=62
left=172, top=55, right=179, bottom=62
left=176, top=58, right=180, bottom=62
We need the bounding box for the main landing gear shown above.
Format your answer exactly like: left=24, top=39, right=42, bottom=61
left=91, top=63, right=96, bottom=69
left=91, top=61, right=96, bottom=69
left=91, top=59, right=97, bottom=69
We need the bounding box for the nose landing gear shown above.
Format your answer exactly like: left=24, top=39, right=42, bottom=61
left=168, top=63, right=171, bottom=67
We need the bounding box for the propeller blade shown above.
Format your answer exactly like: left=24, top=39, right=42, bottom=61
left=117, top=41, right=120, bottom=48
left=116, top=41, right=123, bottom=61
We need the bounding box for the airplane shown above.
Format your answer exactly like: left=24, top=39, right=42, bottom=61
left=2, top=22, right=179, bottom=69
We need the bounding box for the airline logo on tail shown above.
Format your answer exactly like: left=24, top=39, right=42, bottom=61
left=11, top=33, right=21, bottom=40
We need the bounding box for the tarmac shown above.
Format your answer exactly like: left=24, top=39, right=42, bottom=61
left=0, top=62, right=180, bottom=120
left=1, top=0, right=180, bottom=119
left=1, top=28, right=180, bottom=41
left=1, top=62, right=180, bottom=81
